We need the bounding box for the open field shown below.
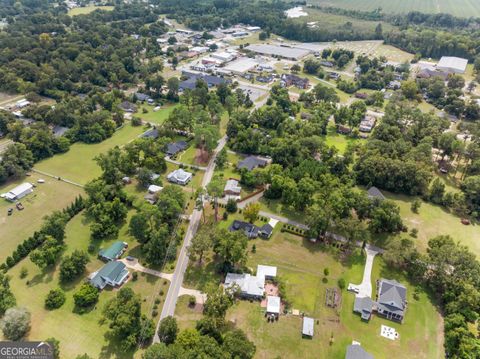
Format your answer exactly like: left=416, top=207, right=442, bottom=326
left=68, top=5, right=114, bottom=16
left=384, top=191, right=480, bottom=256
left=137, top=103, right=179, bottom=125
left=35, top=124, right=145, bottom=185
left=225, top=230, right=443, bottom=359
left=0, top=173, right=83, bottom=264
left=325, top=122, right=359, bottom=153
left=301, top=8, right=395, bottom=33
left=312, top=0, right=480, bottom=17
left=6, top=210, right=168, bottom=358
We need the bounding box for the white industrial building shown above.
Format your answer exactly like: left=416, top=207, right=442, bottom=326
left=211, top=51, right=236, bottom=63
left=223, top=57, right=258, bottom=75
left=246, top=44, right=310, bottom=60
left=4, top=182, right=33, bottom=201
left=437, top=56, right=468, bottom=74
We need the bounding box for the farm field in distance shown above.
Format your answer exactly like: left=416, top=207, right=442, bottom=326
left=312, top=0, right=480, bottom=18
left=67, top=5, right=114, bottom=16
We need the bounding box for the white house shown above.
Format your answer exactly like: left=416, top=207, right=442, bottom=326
left=4, top=183, right=33, bottom=201
left=225, top=265, right=277, bottom=299
left=148, top=185, right=163, bottom=194
left=16, top=99, right=30, bottom=108
left=167, top=169, right=192, bottom=185
left=224, top=179, right=241, bottom=196
left=266, top=295, right=281, bottom=316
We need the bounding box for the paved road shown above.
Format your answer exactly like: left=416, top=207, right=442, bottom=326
left=155, top=135, right=227, bottom=339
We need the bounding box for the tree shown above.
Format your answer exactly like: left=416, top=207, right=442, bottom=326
left=222, top=329, right=256, bottom=359
left=1, top=307, right=30, bottom=341
left=207, top=175, right=224, bottom=221
left=461, top=175, right=480, bottom=217
left=291, top=64, right=301, bottom=73
left=103, top=288, right=154, bottom=351
left=45, top=289, right=66, bottom=310
left=59, top=250, right=89, bottom=282
left=213, top=229, right=248, bottom=272
left=73, top=283, right=99, bottom=308
left=188, top=225, right=214, bottom=264
left=158, top=316, right=178, bottom=345
left=30, top=236, right=64, bottom=269
left=46, top=337, right=60, bottom=359
left=401, top=80, right=418, bottom=100
left=369, top=200, right=403, bottom=233
left=226, top=198, right=238, bottom=213
left=243, top=203, right=260, bottom=223
left=0, top=273, right=16, bottom=315
left=214, top=148, right=227, bottom=169
left=203, top=285, right=234, bottom=326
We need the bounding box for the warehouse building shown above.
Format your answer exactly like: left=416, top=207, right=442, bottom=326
left=437, top=56, right=468, bottom=74
left=4, top=183, right=33, bottom=202
left=245, top=44, right=310, bottom=60
left=223, top=57, right=258, bottom=75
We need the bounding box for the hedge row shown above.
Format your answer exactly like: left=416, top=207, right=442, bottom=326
left=281, top=224, right=306, bottom=236
left=1, top=196, right=85, bottom=271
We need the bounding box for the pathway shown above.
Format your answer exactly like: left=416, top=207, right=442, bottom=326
left=119, top=258, right=173, bottom=281
left=31, top=168, right=85, bottom=188
left=258, top=210, right=309, bottom=231
left=348, top=246, right=380, bottom=298
left=165, top=156, right=207, bottom=171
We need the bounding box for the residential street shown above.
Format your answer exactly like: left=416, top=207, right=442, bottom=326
left=155, top=135, right=227, bottom=341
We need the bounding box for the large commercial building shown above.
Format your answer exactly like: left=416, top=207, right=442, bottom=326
left=245, top=44, right=310, bottom=60
left=437, top=56, right=468, bottom=74
left=223, top=57, right=258, bottom=75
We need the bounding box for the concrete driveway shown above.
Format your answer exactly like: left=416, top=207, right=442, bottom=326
left=348, top=247, right=379, bottom=298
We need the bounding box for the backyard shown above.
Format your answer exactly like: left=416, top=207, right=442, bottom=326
left=136, top=103, right=179, bottom=126
left=5, top=211, right=169, bottom=358
left=226, top=230, right=443, bottom=359
left=35, top=124, right=146, bottom=185
left=0, top=173, right=83, bottom=263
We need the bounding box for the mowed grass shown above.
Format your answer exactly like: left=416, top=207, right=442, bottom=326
left=225, top=230, right=443, bottom=359
left=0, top=173, right=83, bottom=263
left=68, top=5, right=114, bottom=16
left=35, top=124, right=145, bottom=185
left=6, top=211, right=168, bottom=358
left=325, top=122, right=359, bottom=153
left=137, top=103, right=179, bottom=126
left=312, top=0, right=480, bottom=17
left=384, top=191, right=480, bottom=255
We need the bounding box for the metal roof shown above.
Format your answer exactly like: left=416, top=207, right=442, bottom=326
left=246, top=44, right=310, bottom=59
left=99, top=241, right=126, bottom=261
left=345, top=344, right=374, bottom=359
left=302, top=317, right=314, bottom=336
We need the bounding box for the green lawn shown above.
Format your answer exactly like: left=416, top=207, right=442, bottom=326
left=6, top=211, right=169, bottom=358
left=174, top=295, right=204, bottom=331
left=384, top=191, right=480, bottom=255
left=224, top=230, right=443, bottom=359
left=35, top=124, right=145, bottom=185
left=325, top=122, right=359, bottom=153
left=137, top=103, right=179, bottom=125
left=0, top=173, right=83, bottom=263
left=68, top=5, right=114, bottom=16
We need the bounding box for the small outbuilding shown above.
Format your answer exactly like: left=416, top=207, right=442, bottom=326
left=302, top=317, right=314, bottom=338
left=4, top=183, right=33, bottom=202
left=148, top=185, right=163, bottom=194
left=98, top=241, right=128, bottom=262
left=266, top=295, right=281, bottom=316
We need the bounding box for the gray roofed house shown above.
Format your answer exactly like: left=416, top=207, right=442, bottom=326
left=166, top=140, right=188, bottom=156
left=179, top=74, right=227, bottom=91
left=258, top=223, right=273, bottom=239
left=345, top=344, right=374, bottom=359
left=118, top=101, right=137, bottom=113
left=353, top=296, right=374, bottom=321
left=229, top=220, right=259, bottom=239
left=134, top=93, right=151, bottom=102
left=367, top=186, right=385, bottom=201
left=237, top=156, right=268, bottom=171
left=167, top=168, right=192, bottom=185
left=224, top=179, right=242, bottom=196
left=302, top=317, right=314, bottom=338
left=376, top=279, right=407, bottom=322
left=141, top=128, right=159, bottom=139
left=89, top=261, right=129, bottom=290
left=52, top=125, right=69, bottom=137
left=225, top=272, right=265, bottom=299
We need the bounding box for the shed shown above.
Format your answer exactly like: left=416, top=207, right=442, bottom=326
left=266, top=295, right=281, bottom=315
left=367, top=186, right=385, bottom=201
left=302, top=317, right=314, bottom=337
left=148, top=185, right=163, bottom=194
left=4, top=183, right=33, bottom=202
left=98, top=241, right=128, bottom=261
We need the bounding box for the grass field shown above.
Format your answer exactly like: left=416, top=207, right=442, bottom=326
left=68, top=5, right=114, bottom=16
left=301, top=8, right=395, bottom=33
left=312, top=0, right=480, bottom=17
left=35, top=124, right=145, bottom=185
left=325, top=121, right=359, bottom=153
left=383, top=191, right=480, bottom=256
left=0, top=173, right=83, bottom=264
left=137, top=103, right=179, bottom=126
left=224, top=230, right=443, bottom=359
left=6, top=211, right=169, bottom=358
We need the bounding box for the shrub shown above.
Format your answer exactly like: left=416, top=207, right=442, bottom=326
left=45, top=289, right=66, bottom=310
left=324, top=268, right=330, bottom=276
left=226, top=199, right=238, bottom=213
left=411, top=199, right=421, bottom=213
left=73, top=284, right=99, bottom=308
left=188, top=296, right=196, bottom=307
left=132, top=272, right=138, bottom=281
left=0, top=307, right=30, bottom=341
left=19, top=267, right=28, bottom=279
left=338, top=278, right=346, bottom=290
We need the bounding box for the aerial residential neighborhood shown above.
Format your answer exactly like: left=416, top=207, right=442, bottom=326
left=0, top=0, right=479, bottom=358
